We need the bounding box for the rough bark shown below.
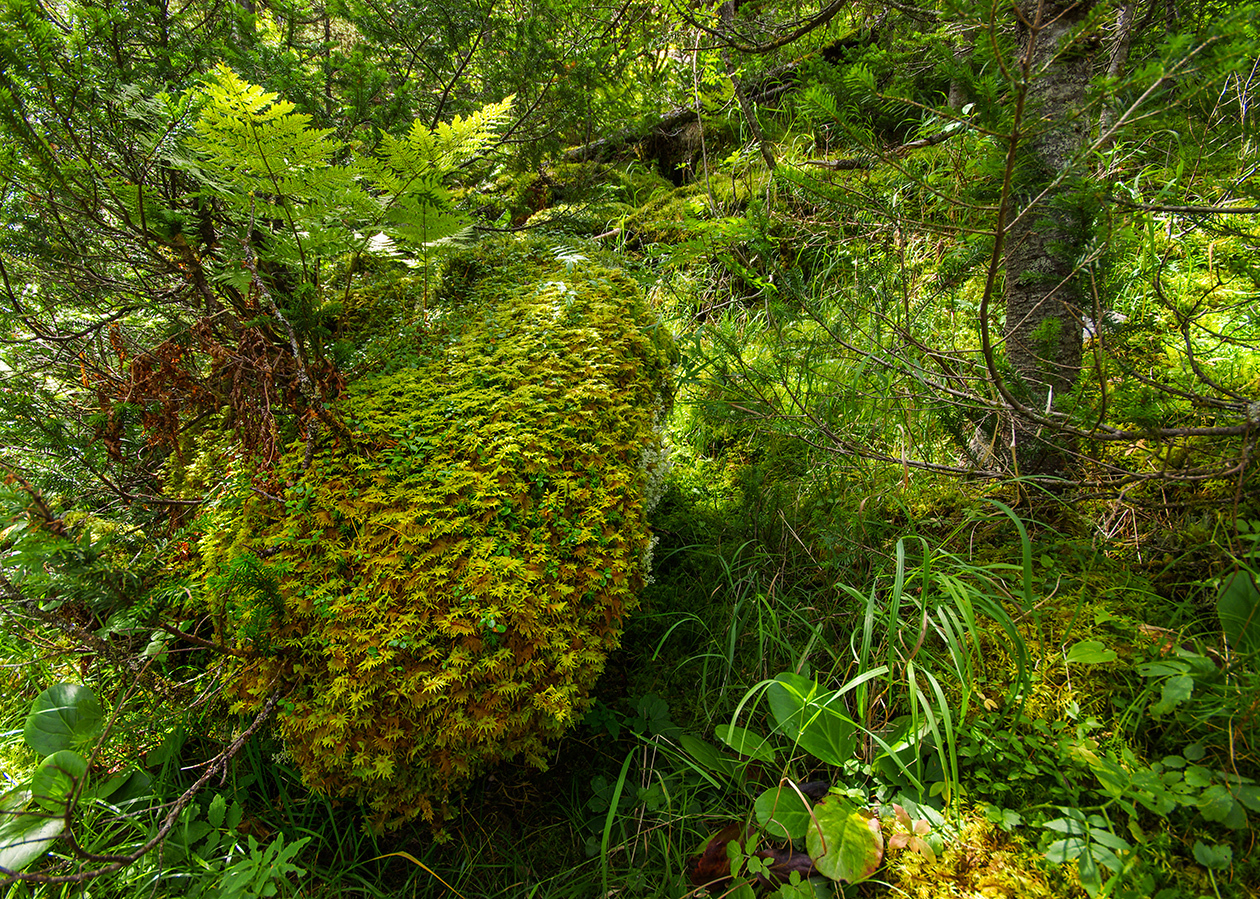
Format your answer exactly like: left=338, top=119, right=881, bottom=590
left=1003, top=0, right=1096, bottom=479
left=947, top=25, right=977, bottom=111
left=1098, top=0, right=1137, bottom=150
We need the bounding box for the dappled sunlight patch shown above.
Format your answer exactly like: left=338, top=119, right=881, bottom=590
left=886, top=811, right=1078, bottom=899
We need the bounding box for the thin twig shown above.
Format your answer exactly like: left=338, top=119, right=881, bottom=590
left=4, top=688, right=283, bottom=885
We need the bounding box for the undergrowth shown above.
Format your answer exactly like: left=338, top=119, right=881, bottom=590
left=4, top=31, right=1260, bottom=898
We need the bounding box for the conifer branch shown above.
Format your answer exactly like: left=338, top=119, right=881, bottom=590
left=673, top=0, right=852, bottom=54
left=0, top=573, right=183, bottom=699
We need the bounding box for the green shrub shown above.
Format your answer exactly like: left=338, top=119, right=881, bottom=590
left=203, top=238, right=673, bottom=830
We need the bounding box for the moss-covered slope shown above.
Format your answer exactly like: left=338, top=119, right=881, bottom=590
left=207, top=238, right=673, bottom=828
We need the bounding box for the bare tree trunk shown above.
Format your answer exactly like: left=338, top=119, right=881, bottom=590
left=1105, top=1, right=1138, bottom=80
left=1098, top=0, right=1137, bottom=151
left=947, top=25, right=976, bottom=111
left=1002, top=0, right=1096, bottom=480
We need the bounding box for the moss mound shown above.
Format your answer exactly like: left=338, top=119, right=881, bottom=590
left=207, top=238, right=673, bottom=829
left=888, top=812, right=1083, bottom=899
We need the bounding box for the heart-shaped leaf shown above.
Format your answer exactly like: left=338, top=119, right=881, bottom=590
left=765, top=674, right=855, bottom=766
left=755, top=785, right=813, bottom=840
left=767, top=672, right=817, bottom=740
left=806, top=796, right=884, bottom=883
left=23, top=684, right=103, bottom=757
left=32, top=750, right=89, bottom=814
left=715, top=725, right=777, bottom=764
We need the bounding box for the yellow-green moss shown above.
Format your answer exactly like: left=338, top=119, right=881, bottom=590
left=204, top=238, right=673, bottom=829
left=886, top=811, right=1085, bottom=899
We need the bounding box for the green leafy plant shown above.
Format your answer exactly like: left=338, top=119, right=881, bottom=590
left=1041, top=807, right=1137, bottom=898
left=217, top=833, right=311, bottom=899
left=0, top=683, right=157, bottom=876
left=686, top=773, right=943, bottom=894
left=678, top=661, right=952, bottom=893
left=1, top=684, right=101, bottom=871
left=1216, top=562, right=1260, bottom=657
left=188, top=65, right=512, bottom=277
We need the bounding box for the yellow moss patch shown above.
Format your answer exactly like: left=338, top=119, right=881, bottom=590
left=886, top=811, right=1085, bottom=899
left=203, top=238, right=673, bottom=830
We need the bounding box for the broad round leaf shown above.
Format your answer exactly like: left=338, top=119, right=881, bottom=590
left=0, top=812, right=65, bottom=873
left=755, top=785, right=813, bottom=840
left=32, top=750, right=90, bottom=814
left=715, top=724, right=777, bottom=764
left=23, top=684, right=103, bottom=757
left=805, top=797, right=884, bottom=883
left=1217, top=570, right=1260, bottom=654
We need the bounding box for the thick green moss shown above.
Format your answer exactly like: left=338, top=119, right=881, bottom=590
left=207, top=238, right=672, bottom=829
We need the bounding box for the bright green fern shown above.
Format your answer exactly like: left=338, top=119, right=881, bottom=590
left=184, top=66, right=512, bottom=282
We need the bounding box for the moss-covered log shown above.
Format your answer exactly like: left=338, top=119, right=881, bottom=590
left=203, top=239, right=674, bottom=829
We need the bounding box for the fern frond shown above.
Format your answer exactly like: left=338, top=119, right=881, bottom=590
left=184, top=72, right=511, bottom=263
left=188, top=65, right=358, bottom=264
left=430, top=96, right=514, bottom=169
left=358, top=96, right=513, bottom=251
left=799, top=85, right=843, bottom=125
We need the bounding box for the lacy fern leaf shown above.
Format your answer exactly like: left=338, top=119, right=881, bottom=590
left=186, top=68, right=511, bottom=265
left=357, top=96, right=513, bottom=250
left=187, top=65, right=358, bottom=276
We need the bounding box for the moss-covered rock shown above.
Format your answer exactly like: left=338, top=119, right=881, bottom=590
left=204, top=238, right=673, bottom=829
